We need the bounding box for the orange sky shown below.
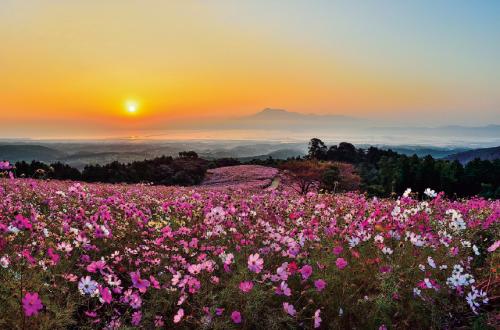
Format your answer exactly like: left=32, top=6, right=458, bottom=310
left=1, top=1, right=499, bottom=138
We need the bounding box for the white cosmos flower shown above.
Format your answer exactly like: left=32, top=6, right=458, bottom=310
left=424, top=188, right=437, bottom=198
left=427, top=256, right=436, bottom=269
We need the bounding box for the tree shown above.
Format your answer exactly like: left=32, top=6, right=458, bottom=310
left=321, top=166, right=340, bottom=192
left=307, top=138, right=327, bottom=160
left=280, top=160, right=327, bottom=194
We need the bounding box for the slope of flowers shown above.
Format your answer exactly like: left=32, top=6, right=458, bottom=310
left=0, top=178, right=498, bottom=329
left=201, top=165, right=278, bottom=190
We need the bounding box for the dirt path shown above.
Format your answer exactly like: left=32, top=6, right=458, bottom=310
left=268, top=176, right=280, bottom=189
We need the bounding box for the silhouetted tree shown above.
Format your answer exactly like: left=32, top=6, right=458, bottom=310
left=307, top=138, right=327, bottom=160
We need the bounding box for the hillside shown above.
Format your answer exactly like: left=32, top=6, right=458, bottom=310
left=444, top=146, right=500, bottom=164
left=0, top=144, right=66, bottom=162
left=201, top=165, right=279, bottom=190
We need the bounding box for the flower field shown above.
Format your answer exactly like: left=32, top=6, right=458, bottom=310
left=202, top=165, right=279, bottom=191
left=0, top=178, right=499, bottom=329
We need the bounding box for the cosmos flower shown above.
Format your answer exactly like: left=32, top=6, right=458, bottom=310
left=314, top=309, right=322, bottom=328
left=239, top=281, right=253, bottom=293
left=247, top=253, right=264, bottom=273
left=487, top=240, right=500, bottom=252
left=314, top=279, right=326, bottom=291
left=173, top=308, right=184, bottom=323
left=22, top=292, right=43, bottom=317
left=78, top=276, right=98, bottom=296
left=299, top=264, right=313, bottom=280
left=131, top=311, right=142, bottom=326
left=231, top=311, right=242, bottom=324
left=130, top=271, right=150, bottom=293
left=275, top=281, right=292, bottom=296
left=99, top=286, right=112, bottom=304
left=333, top=246, right=343, bottom=255
left=283, top=302, right=296, bottom=316
left=336, top=258, right=348, bottom=270
left=424, top=188, right=437, bottom=198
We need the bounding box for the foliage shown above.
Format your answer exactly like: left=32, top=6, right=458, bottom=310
left=307, top=138, right=500, bottom=198
left=279, top=160, right=328, bottom=194
left=12, top=153, right=208, bottom=186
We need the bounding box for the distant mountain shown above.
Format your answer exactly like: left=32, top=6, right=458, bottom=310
left=0, top=145, right=66, bottom=162
left=159, top=109, right=499, bottom=141
left=249, top=108, right=355, bottom=121
left=385, top=146, right=470, bottom=158
left=444, top=146, right=500, bottom=164
left=236, top=148, right=305, bottom=162
left=242, top=108, right=364, bottom=130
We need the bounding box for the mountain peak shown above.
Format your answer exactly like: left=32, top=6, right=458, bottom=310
left=260, top=108, right=288, bottom=114
left=251, top=108, right=303, bottom=119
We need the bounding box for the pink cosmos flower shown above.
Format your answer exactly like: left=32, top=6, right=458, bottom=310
left=13, top=214, right=32, bottom=230
left=336, top=258, right=348, bottom=270
left=333, top=246, right=343, bottom=255
left=87, top=260, right=106, bottom=273
left=173, top=308, right=184, bottom=323
left=283, top=302, right=296, bottom=316
left=129, top=293, right=142, bottom=309
left=47, top=248, right=60, bottom=265
left=154, top=315, right=164, bottom=327
left=239, top=281, right=253, bottom=293
left=299, top=264, right=313, bottom=280
left=231, top=311, right=242, bottom=324
left=149, top=275, right=160, bottom=289
left=314, top=279, right=326, bottom=291
left=275, top=281, right=292, bottom=296
left=247, top=253, right=264, bottom=273
left=99, top=286, right=112, bottom=304
left=130, top=271, right=150, bottom=293
left=380, top=265, right=392, bottom=273
left=132, top=311, right=142, bottom=326
left=22, top=292, right=43, bottom=317
left=487, top=240, right=500, bottom=252
left=0, top=161, right=11, bottom=170
left=314, top=309, right=322, bottom=328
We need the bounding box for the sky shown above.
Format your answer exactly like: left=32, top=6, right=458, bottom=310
left=0, top=0, right=499, bottom=138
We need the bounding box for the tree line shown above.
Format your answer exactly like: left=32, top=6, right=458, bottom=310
left=12, top=153, right=209, bottom=186
left=306, top=138, right=499, bottom=198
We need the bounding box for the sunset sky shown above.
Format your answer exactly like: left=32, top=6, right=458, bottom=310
left=1, top=1, right=499, bottom=138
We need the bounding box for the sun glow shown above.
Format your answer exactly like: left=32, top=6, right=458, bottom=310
left=125, top=100, right=138, bottom=114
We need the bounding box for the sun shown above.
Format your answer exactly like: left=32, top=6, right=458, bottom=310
left=125, top=100, right=139, bottom=114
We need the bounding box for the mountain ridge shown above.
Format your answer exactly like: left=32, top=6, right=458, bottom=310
left=444, top=146, right=500, bottom=164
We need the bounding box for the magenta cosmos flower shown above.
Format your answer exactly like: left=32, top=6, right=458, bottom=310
left=130, top=271, right=150, bottom=293
left=333, top=246, right=343, bottom=256
left=231, top=310, right=242, bottom=323
left=22, top=292, right=43, bottom=317
left=247, top=253, right=264, bottom=273
left=314, top=279, right=326, bottom=291
left=299, top=264, right=313, bottom=280
left=99, top=286, right=112, bottom=304
left=336, top=258, right=348, bottom=270
left=239, top=281, right=253, bottom=293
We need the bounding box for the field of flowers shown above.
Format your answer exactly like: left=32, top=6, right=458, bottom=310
left=0, top=177, right=499, bottom=329
left=202, top=165, right=279, bottom=191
